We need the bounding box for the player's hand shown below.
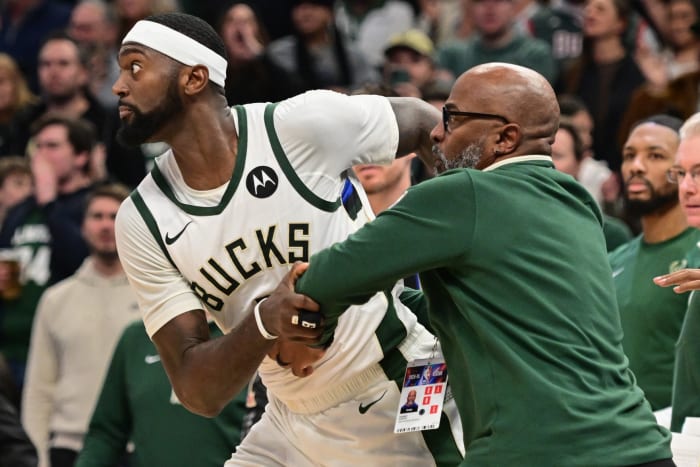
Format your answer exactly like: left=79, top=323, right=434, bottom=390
left=260, top=262, right=323, bottom=344
left=653, top=268, right=700, bottom=293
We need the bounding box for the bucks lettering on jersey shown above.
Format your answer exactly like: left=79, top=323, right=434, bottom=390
left=126, top=100, right=418, bottom=404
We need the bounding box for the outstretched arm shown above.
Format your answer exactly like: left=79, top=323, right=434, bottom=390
left=654, top=269, right=700, bottom=293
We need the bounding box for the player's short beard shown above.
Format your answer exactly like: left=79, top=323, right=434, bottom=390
left=432, top=143, right=483, bottom=175
left=117, top=77, right=183, bottom=148
left=624, top=178, right=679, bottom=217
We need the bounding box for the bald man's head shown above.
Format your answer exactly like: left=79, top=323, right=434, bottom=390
left=462, top=63, right=558, bottom=137
left=431, top=63, right=559, bottom=171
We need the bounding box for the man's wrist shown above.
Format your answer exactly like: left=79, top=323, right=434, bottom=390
left=253, top=298, right=278, bottom=340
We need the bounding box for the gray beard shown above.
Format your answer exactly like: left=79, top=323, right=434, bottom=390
left=433, top=143, right=483, bottom=175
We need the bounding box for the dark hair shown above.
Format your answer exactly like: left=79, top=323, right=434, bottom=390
left=557, top=120, right=586, bottom=162
left=40, top=30, right=91, bottom=68
left=557, top=94, right=590, bottom=118
left=145, top=12, right=228, bottom=93
left=83, top=182, right=130, bottom=218
left=631, top=113, right=684, bottom=133
left=146, top=12, right=228, bottom=62
left=30, top=114, right=98, bottom=157
left=0, top=156, right=31, bottom=186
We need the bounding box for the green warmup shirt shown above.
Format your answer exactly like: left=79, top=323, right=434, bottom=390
left=671, top=243, right=700, bottom=432
left=74, top=321, right=247, bottom=467
left=296, top=156, right=671, bottom=466
left=609, top=227, right=700, bottom=410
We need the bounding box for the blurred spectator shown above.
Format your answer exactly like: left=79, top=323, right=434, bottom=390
left=219, top=1, right=304, bottom=104
left=435, top=0, right=477, bottom=43
left=22, top=183, right=139, bottom=467
left=661, top=0, right=699, bottom=80
left=609, top=114, right=699, bottom=411
left=621, top=0, right=700, bottom=135
left=513, top=0, right=545, bottom=34
left=0, top=0, right=72, bottom=93
left=551, top=121, right=632, bottom=251
left=181, top=0, right=296, bottom=40
left=0, top=352, right=37, bottom=467
left=0, top=115, right=95, bottom=390
left=558, top=0, right=648, bottom=172
left=335, top=0, right=416, bottom=69
left=558, top=93, right=621, bottom=211
left=75, top=320, right=248, bottom=467
left=268, top=0, right=379, bottom=93
left=414, top=0, right=465, bottom=46
left=68, top=0, right=120, bottom=111
left=634, top=0, right=700, bottom=93
left=0, top=54, right=38, bottom=157
left=0, top=157, right=33, bottom=230
left=11, top=32, right=110, bottom=156
left=437, top=0, right=556, bottom=84
left=382, top=29, right=453, bottom=99
left=530, top=0, right=585, bottom=78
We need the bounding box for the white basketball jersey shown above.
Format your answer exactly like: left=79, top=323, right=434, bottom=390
left=118, top=95, right=420, bottom=405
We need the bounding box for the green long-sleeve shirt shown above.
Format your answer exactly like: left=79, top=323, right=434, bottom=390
left=75, top=321, right=246, bottom=467
left=297, top=158, right=671, bottom=466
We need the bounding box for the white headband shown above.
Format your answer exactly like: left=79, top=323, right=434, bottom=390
left=122, top=20, right=227, bottom=88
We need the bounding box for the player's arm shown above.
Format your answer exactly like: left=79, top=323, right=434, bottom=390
left=388, top=96, right=441, bottom=168
left=275, top=91, right=439, bottom=178
left=115, top=200, right=321, bottom=417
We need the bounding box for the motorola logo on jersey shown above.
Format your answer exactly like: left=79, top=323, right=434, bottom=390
left=246, top=166, right=278, bottom=198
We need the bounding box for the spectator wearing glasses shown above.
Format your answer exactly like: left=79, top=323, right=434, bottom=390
left=654, top=111, right=700, bottom=433
left=608, top=114, right=700, bottom=412
left=267, top=62, right=674, bottom=466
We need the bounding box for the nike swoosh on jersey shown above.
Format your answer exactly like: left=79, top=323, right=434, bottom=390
left=144, top=355, right=161, bottom=364
left=358, top=390, right=387, bottom=414
left=612, top=267, right=625, bottom=278
left=164, top=221, right=193, bottom=245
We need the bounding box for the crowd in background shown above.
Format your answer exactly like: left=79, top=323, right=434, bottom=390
left=0, top=0, right=699, bottom=465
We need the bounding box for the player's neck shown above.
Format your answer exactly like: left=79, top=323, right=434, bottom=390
left=169, top=103, right=239, bottom=190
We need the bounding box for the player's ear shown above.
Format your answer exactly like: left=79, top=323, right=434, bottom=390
left=183, top=64, right=209, bottom=95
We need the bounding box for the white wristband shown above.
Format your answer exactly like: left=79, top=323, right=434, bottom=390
left=253, top=299, right=277, bottom=340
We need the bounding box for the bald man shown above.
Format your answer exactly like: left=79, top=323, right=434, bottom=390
left=265, top=63, right=674, bottom=465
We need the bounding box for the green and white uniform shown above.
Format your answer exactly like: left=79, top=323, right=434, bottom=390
left=609, top=228, right=700, bottom=410
left=671, top=243, right=700, bottom=432
left=296, top=156, right=672, bottom=466
left=115, top=90, right=463, bottom=466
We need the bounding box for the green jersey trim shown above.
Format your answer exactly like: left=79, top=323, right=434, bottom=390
left=149, top=106, right=248, bottom=216
left=130, top=190, right=177, bottom=269
left=263, top=103, right=341, bottom=212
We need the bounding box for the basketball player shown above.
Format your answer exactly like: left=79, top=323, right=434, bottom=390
left=113, top=12, right=463, bottom=466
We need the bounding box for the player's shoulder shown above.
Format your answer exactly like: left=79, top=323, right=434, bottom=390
left=274, top=89, right=390, bottom=122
